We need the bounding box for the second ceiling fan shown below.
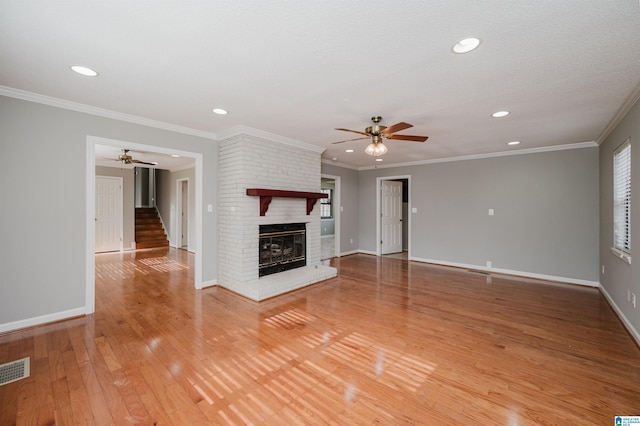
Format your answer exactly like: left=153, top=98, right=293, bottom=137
left=333, top=116, right=428, bottom=156
left=115, top=149, right=158, bottom=166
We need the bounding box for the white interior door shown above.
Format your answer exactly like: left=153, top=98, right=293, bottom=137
left=381, top=180, right=403, bottom=254
left=95, top=176, right=122, bottom=253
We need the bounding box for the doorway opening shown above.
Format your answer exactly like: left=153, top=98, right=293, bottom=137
left=320, top=174, right=341, bottom=260
left=176, top=178, right=189, bottom=250
left=86, top=135, right=204, bottom=315
left=376, top=175, right=410, bottom=259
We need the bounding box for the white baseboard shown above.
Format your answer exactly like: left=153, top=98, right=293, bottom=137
left=339, top=249, right=359, bottom=256
left=409, top=257, right=600, bottom=288
left=357, top=249, right=377, bottom=256
left=199, top=279, right=218, bottom=289
left=599, top=285, right=640, bottom=347
left=0, top=307, right=86, bottom=334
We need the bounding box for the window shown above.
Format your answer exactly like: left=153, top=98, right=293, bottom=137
left=613, top=139, right=631, bottom=263
left=320, top=189, right=332, bottom=219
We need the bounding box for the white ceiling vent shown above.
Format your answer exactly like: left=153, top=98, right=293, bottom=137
left=0, top=357, right=30, bottom=386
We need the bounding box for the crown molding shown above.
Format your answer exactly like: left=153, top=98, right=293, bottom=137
left=596, top=80, right=640, bottom=145
left=321, top=159, right=359, bottom=170
left=215, top=124, right=325, bottom=154
left=0, top=85, right=217, bottom=140
left=358, top=141, right=598, bottom=170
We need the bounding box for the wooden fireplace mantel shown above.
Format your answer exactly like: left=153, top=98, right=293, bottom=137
left=246, top=188, right=328, bottom=216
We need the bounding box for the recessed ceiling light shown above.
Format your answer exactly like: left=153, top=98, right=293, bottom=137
left=508, top=141, right=521, bottom=146
left=70, top=65, right=98, bottom=77
left=171, top=154, right=181, bottom=158
left=492, top=110, right=510, bottom=118
left=453, top=38, right=481, bottom=54
left=345, top=149, right=354, bottom=153
left=375, top=158, right=383, bottom=162
left=212, top=108, right=228, bottom=115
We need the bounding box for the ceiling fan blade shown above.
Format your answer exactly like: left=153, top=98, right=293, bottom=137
left=335, top=127, right=369, bottom=137
left=332, top=136, right=369, bottom=144
left=386, top=134, right=429, bottom=142
left=382, top=122, right=412, bottom=135
left=132, top=159, right=157, bottom=166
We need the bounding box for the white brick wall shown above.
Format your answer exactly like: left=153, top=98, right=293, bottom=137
left=218, top=134, right=336, bottom=300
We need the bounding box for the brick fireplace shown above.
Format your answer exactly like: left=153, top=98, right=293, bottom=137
left=218, top=128, right=337, bottom=301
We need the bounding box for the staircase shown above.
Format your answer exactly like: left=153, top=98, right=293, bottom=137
left=135, top=207, right=169, bottom=249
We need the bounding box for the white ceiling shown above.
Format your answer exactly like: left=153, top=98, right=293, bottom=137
left=2, top=1, right=640, bottom=169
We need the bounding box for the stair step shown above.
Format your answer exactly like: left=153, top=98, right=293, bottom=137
left=136, top=231, right=166, bottom=238
left=137, top=238, right=169, bottom=244
left=135, top=208, right=168, bottom=250
left=136, top=240, right=170, bottom=249
left=136, top=218, right=162, bottom=224
left=135, top=215, right=157, bottom=220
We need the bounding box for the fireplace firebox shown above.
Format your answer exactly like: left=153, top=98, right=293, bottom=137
left=259, top=223, right=306, bottom=277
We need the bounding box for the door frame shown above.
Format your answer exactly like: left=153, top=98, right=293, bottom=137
left=95, top=175, right=123, bottom=253
left=376, top=175, right=411, bottom=257
left=321, top=174, right=341, bottom=257
left=86, top=136, right=204, bottom=315
left=176, top=178, right=189, bottom=250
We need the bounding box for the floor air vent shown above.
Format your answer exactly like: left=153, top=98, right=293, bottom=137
left=0, top=357, right=30, bottom=386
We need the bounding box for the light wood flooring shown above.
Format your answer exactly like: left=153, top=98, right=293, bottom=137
left=1, top=248, right=639, bottom=424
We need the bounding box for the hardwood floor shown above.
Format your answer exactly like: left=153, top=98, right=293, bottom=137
left=1, top=249, right=639, bottom=425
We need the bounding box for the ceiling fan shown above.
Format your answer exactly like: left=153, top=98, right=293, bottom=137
left=114, top=149, right=157, bottom=166
left=333, top=116, right=428, bottom=156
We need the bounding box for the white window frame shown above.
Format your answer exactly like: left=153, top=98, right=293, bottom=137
left=320, top=188, right=332, bottom=219
left=611, top=138, right=631, bottom=264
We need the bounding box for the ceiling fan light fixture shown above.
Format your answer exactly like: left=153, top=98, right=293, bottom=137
left=365, top=142, right=388, bottom=156
left=453, top=38, right=481, bottom=54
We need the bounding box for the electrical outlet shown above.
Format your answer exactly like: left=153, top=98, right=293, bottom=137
left=632, top=293, right=637, bottom=309
left=601, top=265, right=605, bottom=275
left=486, top=261, right=492, bottom=268
left=628, top=290, right=632, bottom=302
left=350, top=238, right=353, bottom=244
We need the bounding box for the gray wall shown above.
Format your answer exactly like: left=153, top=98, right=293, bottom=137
left=95, top=166, right=135, bottom=250
left=320, top=218, right=335, bottom=236
left=0, top=95, right=218, bottom=327
left=321, top=163, right=359, bottom=254
left=600, top=97, right=640, bottom=337
left=358, top=147, right=600, bottom=282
